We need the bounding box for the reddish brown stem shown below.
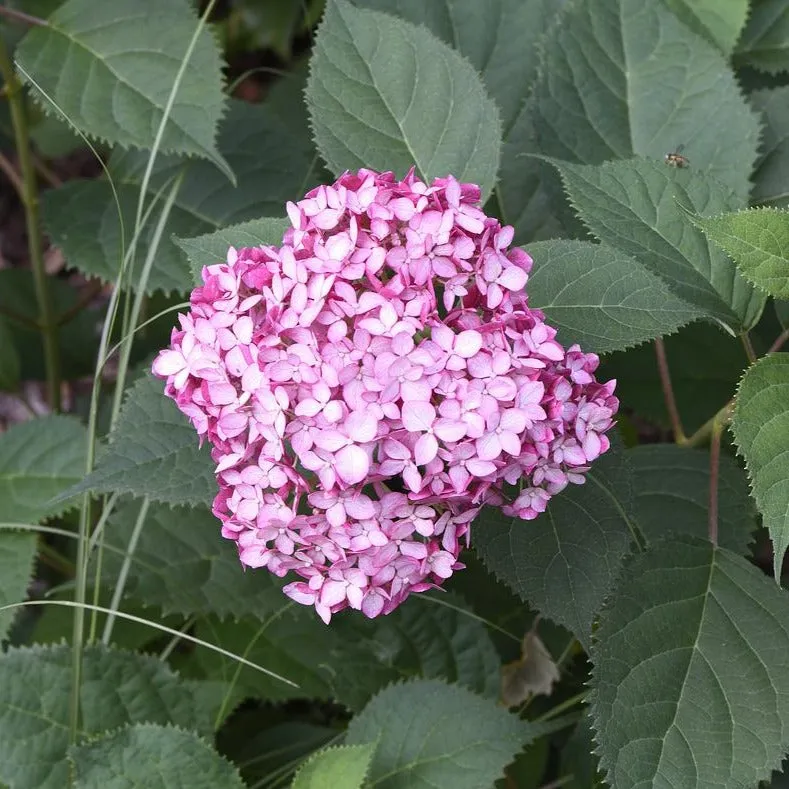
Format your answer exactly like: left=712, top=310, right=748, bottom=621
left=0, top=5, right=47, bottom=26
left=655, top=338, right=686, bottom=443
left=768, top=328, right=789, bottom=355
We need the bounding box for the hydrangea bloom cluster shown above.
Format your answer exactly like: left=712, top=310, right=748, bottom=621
left=153, top=168, right=618, bottom=623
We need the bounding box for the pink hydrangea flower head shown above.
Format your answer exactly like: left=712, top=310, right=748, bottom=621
left=153, top=168, right=618, bottom=623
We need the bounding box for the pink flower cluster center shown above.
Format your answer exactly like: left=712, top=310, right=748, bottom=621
left=153, top=168, right=618, bottom=623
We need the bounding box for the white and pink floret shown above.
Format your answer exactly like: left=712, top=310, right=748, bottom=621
left=153, top=168, right=618, bottom=623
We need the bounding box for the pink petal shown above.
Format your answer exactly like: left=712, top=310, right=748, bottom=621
left=501, top=409, right=528, bottom=433
left=314, top=430, right=348, bottom=452
left=152, top=350, right=185, bottom=377
left=362, top=590, right=385, bottom=618
left=402, top=401, right=437, bottom=432
left=433, top=418, right=467, bottom=443
left=344, top=496, right=376, bottom=519
left=345, top=411, right=378, bottom=443
left=454, top=330, right=483, bottom=358
left=476, top=433, right=502, bottom=461
left=499, top=431, right=522, bottom=457
left=415, top=433, right=439, bottom=465
left=583, top=432, right=602, bottom=461
left=466, top=458, right=497, bottom=476
left=498, top=265, right=528, bottom=291
left=335, top=445, right=370, bottom=484
left=320, top=580, right=348, bottom=608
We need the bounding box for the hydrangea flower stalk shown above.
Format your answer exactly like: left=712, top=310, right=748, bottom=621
left=153, top=168, right=618, bottom=623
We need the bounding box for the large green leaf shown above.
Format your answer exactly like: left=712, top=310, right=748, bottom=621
left=347, top=594, right=502, bottom=700
left=600, top=321, right=749, bottom=433
left=0, top=643, right=217, bottom=789
left=662, top=0, right=748, bottom=54
left=69, top=374, right=215, bottom=507
left=628, top=444, right=757, bottom=555
left=731, top=353, right=789, bottom=576
left=291, top=744, right=375, bottom=789
left=750, top=87, right=789, bottom=207
left=591, top=536, right=789, bottom=789
left=552, top=157, right=765, bottom=331
left=0, top=270, right=98, bottom=381
left=306, top=0, right=501, bottom=199
left=736, top=0, right=789, bottom=74
left=532, top=0, right=760, bottom=199
left=345, top=679, right=528, bottom=789
left=498, top=106, right=582, bottom=245
left=97, top=500, right=284, bottom=620
left=191, top=591, right=501, bottom=709
left=42, top=100, right=320, bottom=294
left=0, top=531, right=37, bottom=641
left=174, top=217, right=291, bottom=284
left=527, top=239, right=700, bottom=353
left=694, top=208, right=789, bottom=299
left=0, top=415, right=87, bottom=523
left=474, top=442, right=636, bottom=647
left=351, top=0, right=565, bottom=131
left=16, top=0, right=229, bottom=175
left=69, top=723, right=245, bottom=789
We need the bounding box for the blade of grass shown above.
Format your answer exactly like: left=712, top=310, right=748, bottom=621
left=0, top=599, right=299, bottom=687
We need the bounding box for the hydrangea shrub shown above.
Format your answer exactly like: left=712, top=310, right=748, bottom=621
left=1, top=0, right=789, bottom=787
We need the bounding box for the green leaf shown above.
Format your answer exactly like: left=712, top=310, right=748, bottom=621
left=551, top=157, right=766, bottom=331
left=0, top=270, right=98, bottom=381
left=628, top=444, right=756, bottom=554
left=750, top=87, right=789, bottom=207
left=736, top=0, right=789, bottom=74
left=70, top=723, right=245, bottom=789
left=474, top=442, right=636, bottom=647
left=69, top=374, right=215, bottom=507
left=345, top=679, right=528, bottom=789
left=0, top=415, right=87, bottom=523
left=174, top=217, right=290, bottom=285
left=693, top=208, right=789, bottom=299
left=191, top=591, right=501, bottom=709
left=351, top=0, right=564, bottom=131
left=498, top=105, right=582, bottom=246
left=662, top=0, right=748, bottom=54
left=533, top=0, right=760, bottom=199
left=0, top=643, right=217, bottom=789
left=591, top=536, right=789, bottom=789
left=0, top=318, right=20, bottom=391
left=291, top=743, right=375, bottom=789
left=42, top=100, right=321, bottom=294
left=527, top=239, right=701, bottom=353
left=600, top=321, right=749, bottom=433
left=218, top=720, right=336, bottom=787
left=306, top=0, right=501, bottom=200
left=0, top=532, right=36, bottom=641
left=560, top=715, right=603, bottom=789
left=16, top=0, right=230, bottom=176
left=191, top=610, right=338, bottom=705
left=97, top=499, right=285, bottom=620
left=731, top=353, right=789, bottom=576
left=347, top=593, right=502, bottom=700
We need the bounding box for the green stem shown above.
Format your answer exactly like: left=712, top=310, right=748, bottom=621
left=0, top=40, right=60, bottom=411
left=741, top=332, right=757, bottom=364
left=534, top=690, right=588, bottom=723
left=679, top=401, right=734, bottom=449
